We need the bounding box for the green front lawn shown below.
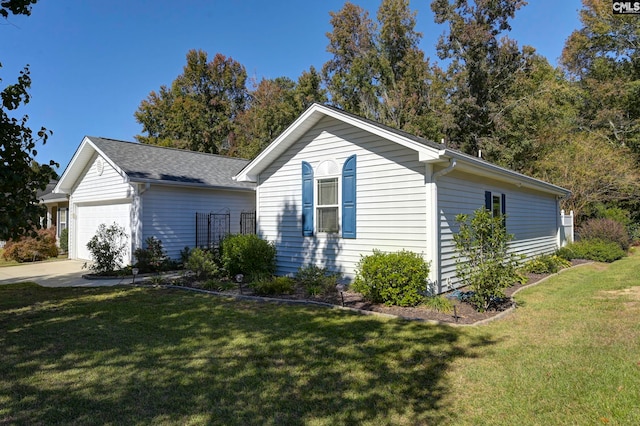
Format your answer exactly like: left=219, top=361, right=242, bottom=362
left=1, top=251, right=639, bottom=425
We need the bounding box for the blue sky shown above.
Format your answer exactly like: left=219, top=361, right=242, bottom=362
left=4, top=0, right=583, bottom=173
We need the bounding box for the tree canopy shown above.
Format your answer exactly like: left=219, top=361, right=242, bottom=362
left=133, top=0, right=640, bottom=224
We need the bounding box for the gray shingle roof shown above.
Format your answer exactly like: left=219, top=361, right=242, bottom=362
left=88, top=137, right=254, bottom=191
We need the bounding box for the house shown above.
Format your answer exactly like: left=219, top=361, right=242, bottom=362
left=39, top=179, right=69, bottom=244
left=0, top=180, right=68, bottom=250
left=54, top=136, right=255, bottom=264
left=234, top=104, right=571, bottom=293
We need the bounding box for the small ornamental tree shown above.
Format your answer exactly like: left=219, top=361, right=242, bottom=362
left=85, top=223, right=128, bottom=274
left=454, top=208, right=522, bottom=312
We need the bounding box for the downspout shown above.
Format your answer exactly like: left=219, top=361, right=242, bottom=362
left=429, top=159, right=457, bottom=293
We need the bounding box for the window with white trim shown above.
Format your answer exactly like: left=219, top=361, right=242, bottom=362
left=58, top=207, right=68, bottom=237
left=317, top=178, right=339, bottom=233
left=301, top=155, right=357, bottom=238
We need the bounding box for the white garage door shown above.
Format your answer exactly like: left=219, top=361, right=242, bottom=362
left=76, top=203, right=132, bottom=262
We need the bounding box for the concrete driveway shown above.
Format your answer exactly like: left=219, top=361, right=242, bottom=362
left=0, top=260, right=133, bottom=287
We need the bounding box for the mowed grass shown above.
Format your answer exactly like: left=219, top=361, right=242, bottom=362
left=1, top=251, right=639, bottom=425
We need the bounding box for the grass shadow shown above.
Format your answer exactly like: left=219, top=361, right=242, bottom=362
left=0, top=284, right=497, bottom=425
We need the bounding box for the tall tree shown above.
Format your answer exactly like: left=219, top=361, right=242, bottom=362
left=234, top=77, right=298, bottom=159
left=431, top=0, right=528, bottom=157
left=536, top=132, right=640, bottom=221
left=377, top=0, right=444, bottom=140
left=135, top=50, right=248, bottom=155
left=562, top=0, right=640, bottom=155
left=322, top=2, right=380, bottom=119
left=1, top=0, right=58, bottom=240
left=235, top=67, right=328, bottom=159
left=293, top=66, right=328, bottom=112
left=323, top=0, right=446, bottom=141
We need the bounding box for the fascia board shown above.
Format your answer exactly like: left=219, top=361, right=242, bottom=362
left=54, top=136, right=93, bottom=194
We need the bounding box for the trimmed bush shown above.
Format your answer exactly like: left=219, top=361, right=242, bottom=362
left=522, top=254, right=571, bottom=274
left=221, top=234, right=276, bottom=280
left=185, top=248, right=219, bottom=280
left=557, top=239, right=626, bottom=263
left=134, top=237, right=170, bottom=273
left=353, top=249, right=430, bottom=307
left=2, top=227, right=59, bottom=262
left=295, top=265, right=340, bottom=297
left=250, top=276, right=295, bottom=296
left=578, top=218, right=630, bottom=251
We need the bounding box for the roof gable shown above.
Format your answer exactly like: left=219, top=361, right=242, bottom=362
left=55, top=136, right=255, bottom=194
left=234, top=103, right=570, bottom=197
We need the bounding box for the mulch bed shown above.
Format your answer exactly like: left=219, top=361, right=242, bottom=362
left=164, top=260, right=590, bottom=326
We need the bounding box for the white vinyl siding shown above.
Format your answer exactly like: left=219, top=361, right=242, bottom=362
left=71, top=155, right=132, bottom=203
left=141, top=185, right=255, bottom=259
left=257, top=116, right=428, bottom=279
left=438, top=169, right=559, bottom=290
left=69, top=155, right=256, bottom=263
left=69, top=155, right=135, bottom=261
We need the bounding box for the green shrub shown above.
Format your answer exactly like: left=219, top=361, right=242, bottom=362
left=59, top=228, right=69, bottom=253
left=578, top=218, right=630, bottom=251
left=558, top=239, right=626, bottom=263
left=295, top=265, right=340, bottom=297
left=353, top=249, right=430, bottom=307
left=134, top=237, right=170, bottom=273
left=84, top=223, right=128, bottom=274
left=250, top=276, right=295, bottom=296
left=454, top=208, right=523, bottom=312
left=221, top=234, right=276, bottom=280
left=594, top=204, right=631, bottom=227
left=422, top=296, right=454, bottom=313
left=522, top=254, right=572, bottom=274
left=185, top=248, right=219, bottom=280
left=2, top=227, right=59, bottom=262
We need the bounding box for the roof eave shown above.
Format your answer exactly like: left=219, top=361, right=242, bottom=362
left=444, top=149, right=570, bottom=197
left=128, top=178, right=255, bottom=192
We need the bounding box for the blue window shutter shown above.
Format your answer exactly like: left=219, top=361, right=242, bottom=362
left=485, top=191, right=492, bottom=211
left=342, top=155, right=357, bottom=238
left=501, top=193, right=506, bottom=216
left=302, top=162, right=314, bottom=236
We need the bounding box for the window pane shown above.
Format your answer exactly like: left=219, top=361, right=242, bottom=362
left=318, top=207, right=338, bottom=233
left=318, top=179, right=337, bottom=205
left=492, top=195, right=501, bottom=217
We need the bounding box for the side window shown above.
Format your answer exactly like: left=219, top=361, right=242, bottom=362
left=301, top=155, right=357, bottom=237
left=485, top=191, right=506, bottom=218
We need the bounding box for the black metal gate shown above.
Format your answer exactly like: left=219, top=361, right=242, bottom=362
left=195, top=210, right=230, bottom=249
left=240, top=211, right=256, bottom=235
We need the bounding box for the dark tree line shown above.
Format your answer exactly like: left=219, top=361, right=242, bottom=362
left=134, top=0, right=640, bottom=223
